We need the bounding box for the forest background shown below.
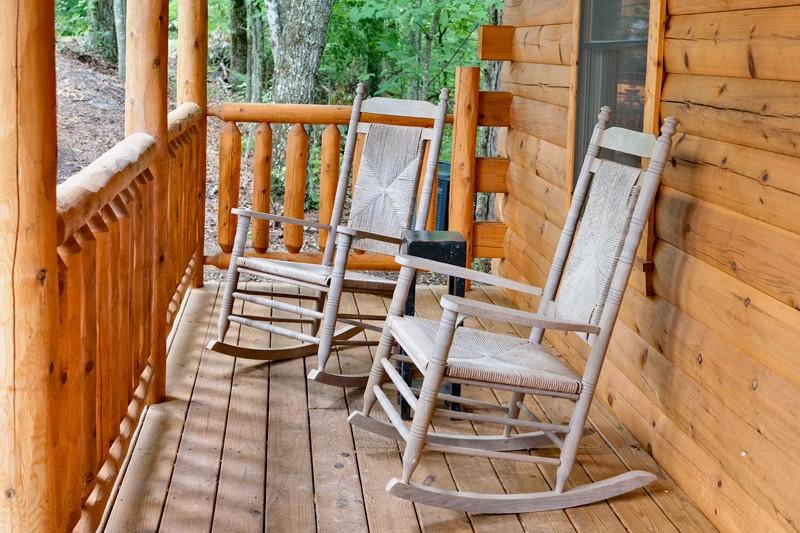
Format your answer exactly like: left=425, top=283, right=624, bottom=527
left=54, top=0, right=501, bottom=261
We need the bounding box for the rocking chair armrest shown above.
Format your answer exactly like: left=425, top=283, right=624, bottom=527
left=395, top=254, right=543, bottom=296
left=232, top=208, right=332, bottom=231
left=337, top=225, right=403, bottom=245
left=440, top=295, right=601, bottom=334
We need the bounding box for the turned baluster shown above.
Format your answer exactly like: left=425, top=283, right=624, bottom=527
left=319, top=124, right=340, bottom=252
left=252, top=123, right=273, bottom=253
left=284, top=123, right=308, bottom=254
left=218, top=121, right=242, bottom=253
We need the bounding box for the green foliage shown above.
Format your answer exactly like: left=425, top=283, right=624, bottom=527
left=56, top=0, right=90, bottom=36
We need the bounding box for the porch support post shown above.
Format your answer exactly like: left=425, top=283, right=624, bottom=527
left=0, top=1, right=59, bottom=530
left=126, top=0, right=169, bottom=403
left=177, top=0, right=208, bottom=288
left=449, top=67, right=480, bottom=278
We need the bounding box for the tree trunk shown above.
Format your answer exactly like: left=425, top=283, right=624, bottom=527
left=113, top=0, right=126, bottom=79
left=265, top=0, right=335, bottom=175
left=89, top=0, right=117, bottom=63
left=230, top=0, right=248, bottom=76
left=246, top=0, right=265, bottom=103
left=420, top=3, right=442, bottom=100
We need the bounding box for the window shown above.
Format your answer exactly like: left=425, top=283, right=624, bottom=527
left=575, top=0, right=649, bottom=174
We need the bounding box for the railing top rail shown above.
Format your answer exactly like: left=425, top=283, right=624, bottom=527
left=168, top=102, right=203, bottom=143
left=56, top=133, right=156, bottom=244
left=207, top=101, right=454, bottom=127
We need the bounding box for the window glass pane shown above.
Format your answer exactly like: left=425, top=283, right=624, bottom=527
left=575, top=0, right=649, bottom=173
left=586, top=0, right=649, bottom=42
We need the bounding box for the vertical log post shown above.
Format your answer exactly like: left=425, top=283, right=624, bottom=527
left=449, top=67, right=480, bottom=276
left=284, top=123, right=308, bottom=254
left=319, top=124, right=340, bottom=252
left=177, top=0, right=208, bottom=287
left=126, top=0, right=169, bottom=403
left=218, top=121, right=242, bottom=253
left=0, top=1, right=59, bottom=530
left=252, top=123, right=273, bottom=253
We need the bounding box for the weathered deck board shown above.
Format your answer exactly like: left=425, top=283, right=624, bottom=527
left=104, top=282, right=712, bottom=533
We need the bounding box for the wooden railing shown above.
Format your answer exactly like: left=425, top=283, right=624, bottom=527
left=53, top=102, right=203, bottom=532
left=206, top=96, right=509, bottom=271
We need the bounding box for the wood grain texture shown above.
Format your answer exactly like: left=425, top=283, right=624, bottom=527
left=478, top=25, right=515, bottom=60
left=502, top=62, right=571, bottom=106
left=251, top=123, right=273, bottom=253
left=318, top=124, right=340, bottom=252
left=509, top=24, right=572, bottom=65
left=505, top=162, right=567, bottom=227
left=661, top=73, right=800, bottom=157
left=664, top=132, right=800, bottom=234
left=503, top=128, right=567, bottom=188
left=655, top=186, right=800, bottom=309
left=217, top=121, right=242, bottom=253
left=475, top=157, right=509, bottom=193
left=0, top=2, right=59, bottom=530
left=503, top=0, right=574, bottom=27
left=283, top=123, right=309, bottom=254
left=668, top=0, right=800, bottom=15
left=509, top=97, right=568, bottom=147
left=665, top=6, right=800, bottom=82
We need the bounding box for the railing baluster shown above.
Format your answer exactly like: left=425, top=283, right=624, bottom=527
left=284, top=123, right=308, bottom=254
left=88, top=214, right=112, bottom=466
left=76, top=226, right=98, bottom=502
left=56, top=239, right=84, bottom=528
left=218, top=121, right=242, bottom=253
left=113, top=193, right=134, bottom=407
left=101, top=204, right=123, bottom=426
left=319, top=124, right=340, bottom=252
left=252, top=123, right=273, bottom=253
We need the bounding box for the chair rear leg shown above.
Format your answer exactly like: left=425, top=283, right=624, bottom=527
left=218, top=215, right=250, bottom=341
left=401, top=308, right=457, bottom=483
left=311, top=290, right=326, bottom=336
left=362, top=265, right=416, bottom=416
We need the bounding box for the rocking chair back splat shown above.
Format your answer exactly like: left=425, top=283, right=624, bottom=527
left=207, top=84, right=450, bottom=383
left=348, top=107, right=677, bottom=513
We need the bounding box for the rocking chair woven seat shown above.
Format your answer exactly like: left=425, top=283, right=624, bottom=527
left=393, top=316, right=581, bottom=394
left=237, top=257, right=397, bottom=292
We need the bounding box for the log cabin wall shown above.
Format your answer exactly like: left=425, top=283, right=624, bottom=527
left=496, top=0, right=800, bottom=531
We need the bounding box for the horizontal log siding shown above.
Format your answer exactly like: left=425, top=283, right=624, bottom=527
left=500, top=0, right=800, bottom=530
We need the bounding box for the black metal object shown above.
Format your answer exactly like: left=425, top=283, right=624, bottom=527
left=435, top=161, right=451, bottom=231
left=398, top=230, right=466, bottom=420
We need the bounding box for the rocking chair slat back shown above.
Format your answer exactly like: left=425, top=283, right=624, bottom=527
left=347, top=124, right=425, bottom=255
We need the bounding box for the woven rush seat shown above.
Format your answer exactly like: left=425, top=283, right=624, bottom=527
left=237, top=256, right=397, bottom=292
left=392, top=316, right=581, bottom=395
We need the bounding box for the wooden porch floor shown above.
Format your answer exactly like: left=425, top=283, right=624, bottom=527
left=104, top=282, right=715, bottom=532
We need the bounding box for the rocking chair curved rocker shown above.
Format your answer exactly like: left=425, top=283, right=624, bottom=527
left=348, top=107, right=677, bottom=513
left=208, top=84, right=449, bottom=384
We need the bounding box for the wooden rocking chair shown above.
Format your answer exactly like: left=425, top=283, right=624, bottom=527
left=348, top=108, right=677, bottom=513
left=208, top=84, right=449, bottom=384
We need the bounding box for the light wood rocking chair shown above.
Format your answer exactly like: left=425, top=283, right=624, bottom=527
left=208, top=84, right=449, bottom=385
left=348, top=107, right=677, bottom=513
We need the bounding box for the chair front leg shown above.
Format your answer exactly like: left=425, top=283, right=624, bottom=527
left=401, top=307, right=457, bottom=483
left=218, top=215, right=251, bottom=341
left=362, top=265, right=416, bottom=416
left=555, top=382, right=595, bottom=493
left=316, top=232, right=352, bottom=372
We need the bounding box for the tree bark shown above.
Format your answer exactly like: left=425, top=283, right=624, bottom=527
left=230, top=0, right=248, bottom=76
left=113, top=0, right=126, bottom=79
left=420, top=3, right=442, bottom=100
left=246, top=0, right=265, bottom=103
left=264, top=0, right=335, bottom=174
left=89, top=0, right=117, bottom=63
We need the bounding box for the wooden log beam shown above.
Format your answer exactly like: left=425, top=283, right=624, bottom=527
left=208, top=102, right=455, bottom=127
left=126, top=0, right=169, bottom=403
left=478, top=25, right=515, bottom=61
left=177, top=0, right=208, bottom=288
left=475, top=157, right=509, bottom=193
left=0, top=2, right=59, bottom=529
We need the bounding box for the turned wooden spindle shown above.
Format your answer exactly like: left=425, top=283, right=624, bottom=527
left=319, top=124, right=341, bottom=251
left=218, top=121, right=242, bottom=253
left=252, top=123, right=273, bottom=253
left=284, top=123, right=309, bottom=254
